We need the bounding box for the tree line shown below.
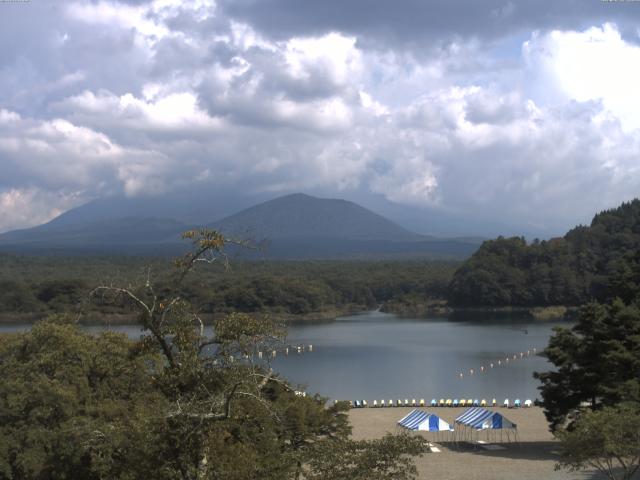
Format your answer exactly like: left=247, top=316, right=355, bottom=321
left=0, top=257, right=456, bottom=320
left=448, top=199, right=640, bottom=307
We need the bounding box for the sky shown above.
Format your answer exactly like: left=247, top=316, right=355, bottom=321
left=1, top=0, right=640, bottom=236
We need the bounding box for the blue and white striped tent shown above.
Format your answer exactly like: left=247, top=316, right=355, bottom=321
left=455, top=407, right=516, bottom=430
left=398, top=409, right=453, bottom=432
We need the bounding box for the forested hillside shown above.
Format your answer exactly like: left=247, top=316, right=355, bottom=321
left=448, top=199, right=640, bottom=307
left=0, top=256, right=456, bottom=321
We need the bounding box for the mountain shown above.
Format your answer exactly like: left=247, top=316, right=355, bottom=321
left=448, top=199, right=640, bottom=307
left=210, top=193, right=423, bottom=241
left=0, top=217, right=190, bottom=255
left=40, top=187, right=267, bottom=228
left=0, top=193, right=482, bottom=259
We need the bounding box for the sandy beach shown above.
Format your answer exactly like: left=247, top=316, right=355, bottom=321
left=348, top=406, right=608, bottom=480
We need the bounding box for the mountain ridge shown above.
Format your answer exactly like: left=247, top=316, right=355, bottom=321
left=0, top=193, right=482, bottom=259
left=210, top=193, right=425, bottom=242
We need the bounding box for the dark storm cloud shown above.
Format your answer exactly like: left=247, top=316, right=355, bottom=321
left=219, top=0, right=640, bottom=48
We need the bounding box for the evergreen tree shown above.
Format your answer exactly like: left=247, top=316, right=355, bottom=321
left=535, top=254, right=640, bottom=430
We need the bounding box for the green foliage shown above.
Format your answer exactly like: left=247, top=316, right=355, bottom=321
left=556, top=404, right=640, bottom=480
left=306, top=433, right=427, bottom=480
left=536, top=299, right=640, bottom=431
left=535, top=256, right=640, bottom=431
left=450, top=199, right=640, bottom=307
left=0, top=256, right=457, bottom=320
left=0, top=316, right=166, bottom=480
left=0, top=230, right=427, bottom=480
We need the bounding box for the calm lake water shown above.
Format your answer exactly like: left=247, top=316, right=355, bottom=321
left=1, top=310, right=567, bottom=402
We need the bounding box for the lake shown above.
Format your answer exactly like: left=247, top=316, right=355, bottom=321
left=0, top=310, right=567, bottom=403
left=274, top=310, right=566, bottom=402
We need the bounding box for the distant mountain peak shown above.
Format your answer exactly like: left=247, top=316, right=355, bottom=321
left=210, top=193, right=422, bottom=241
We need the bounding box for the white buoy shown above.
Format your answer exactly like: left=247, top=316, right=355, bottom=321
left=470, top=369, right=474, bottom=375
left=459, top=372, right=463, bottom=379
left=490, top=363, right=494, bottom=368
left=480, top=366, right=484, bottom=372
left=309, top=345, right=313, bottom=352
left=498, top=360, right=501, bottom=365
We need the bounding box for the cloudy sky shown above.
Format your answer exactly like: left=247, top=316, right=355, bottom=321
left=1, top=0, right=640, bottom=236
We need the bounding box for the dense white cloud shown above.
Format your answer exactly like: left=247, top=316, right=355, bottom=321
left=524, top=24, right=640, bottom=132
left=0, top=0, right=639, bottom=235
left=0, top=188, right=85, bottom=232
left=0, top=108, right=174, bottom=200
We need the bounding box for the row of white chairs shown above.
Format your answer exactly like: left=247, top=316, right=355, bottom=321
left=346, top=398, right=534, bottom=408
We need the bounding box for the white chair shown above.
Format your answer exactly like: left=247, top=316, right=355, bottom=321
left=524, top=399, right=532, bottom=408
left=503, top=398, right=510, bottom=408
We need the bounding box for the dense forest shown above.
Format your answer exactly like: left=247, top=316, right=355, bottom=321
left=0, top=255, right=457, bottom=321
left=449, top=199, right=640, bottom=307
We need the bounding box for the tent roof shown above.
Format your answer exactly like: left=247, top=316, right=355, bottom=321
left=398, top=409, right=453, bottom=432
left=454, top=407, right=516, bottom=430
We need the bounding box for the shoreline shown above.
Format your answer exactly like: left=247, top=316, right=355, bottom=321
left=0, top=306, right=368, bottom=326
left=0, top=304, right=575, bottom=326
left=381, top=303, right=577, bottom=321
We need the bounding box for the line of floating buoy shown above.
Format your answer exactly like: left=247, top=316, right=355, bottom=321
left=458, top=346, right=542, bottom=379
left=255, top=344, right=314, bottom=359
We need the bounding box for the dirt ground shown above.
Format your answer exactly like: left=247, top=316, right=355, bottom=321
left=348, top=406, right=609, bottom=480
